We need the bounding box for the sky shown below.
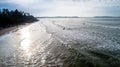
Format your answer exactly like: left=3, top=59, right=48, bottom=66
left=0, top=0, right=120, bottom=17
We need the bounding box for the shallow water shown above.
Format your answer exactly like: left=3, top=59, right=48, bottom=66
left=0, top=18, right=120, bottom=67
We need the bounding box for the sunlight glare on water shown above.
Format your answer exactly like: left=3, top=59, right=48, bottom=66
left=20, top=26, right=32, bottom=58
left=0, top=18, right=120, bottom=67
left=18, top=23, right=51, bottom=64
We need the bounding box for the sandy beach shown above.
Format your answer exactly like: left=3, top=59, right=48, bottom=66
left=0, top=26, right=17, bottom=36
left=0, top=22, right=33, bottom=36
left=0, top=18, right=120, bottom=67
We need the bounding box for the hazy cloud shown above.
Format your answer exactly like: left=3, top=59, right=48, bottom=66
left=0, top=0, right=120, bottom=17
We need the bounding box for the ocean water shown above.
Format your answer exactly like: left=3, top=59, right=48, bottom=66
left=0, top=18, right=120, bottom=67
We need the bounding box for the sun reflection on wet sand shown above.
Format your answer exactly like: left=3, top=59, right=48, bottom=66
left=17, top=23, right=52, bottom=66
left=20, top=26, right=32, bottom=58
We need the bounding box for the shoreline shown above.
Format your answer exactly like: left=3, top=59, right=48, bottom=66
left=0, top=24, right=29, bottom=36
left=0, top=20, right=38, bottom=36
left=0, top=26, right=18, bottom=36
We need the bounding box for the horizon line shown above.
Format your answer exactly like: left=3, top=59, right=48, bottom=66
left=36, top=16, right=120, bottom=18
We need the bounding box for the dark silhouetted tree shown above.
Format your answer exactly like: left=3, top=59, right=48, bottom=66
left=0, top=9, right=38, bottom=29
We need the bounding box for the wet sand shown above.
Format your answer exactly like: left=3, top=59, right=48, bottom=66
left=0, top=18, right=120, bottom=67
left=0, top=22, right=32, bottom=36
left=0, top=27, right=17, bottom=36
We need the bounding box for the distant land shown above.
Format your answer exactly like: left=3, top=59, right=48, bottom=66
left=37, top=16, right=80, bottom=18
left=94, top=16, right=120, bottom=18
left=37, top=16, right=120, bottom=18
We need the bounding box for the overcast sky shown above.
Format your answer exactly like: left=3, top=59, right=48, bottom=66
left=0, top=0, right=120, bottom=17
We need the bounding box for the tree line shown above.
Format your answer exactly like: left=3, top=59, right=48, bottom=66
left=0, top=9, right=38, bottom=28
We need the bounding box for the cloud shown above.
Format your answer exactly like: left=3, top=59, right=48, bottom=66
left=1, top=0, right=120, bottom=17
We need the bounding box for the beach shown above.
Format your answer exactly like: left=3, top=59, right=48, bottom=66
left=0, top=18, right=120, bottom=67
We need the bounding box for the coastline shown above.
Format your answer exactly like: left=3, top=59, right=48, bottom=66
left=0, top=26, right=18, bottom=36
left=0, top=20, right=38, bottom=36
